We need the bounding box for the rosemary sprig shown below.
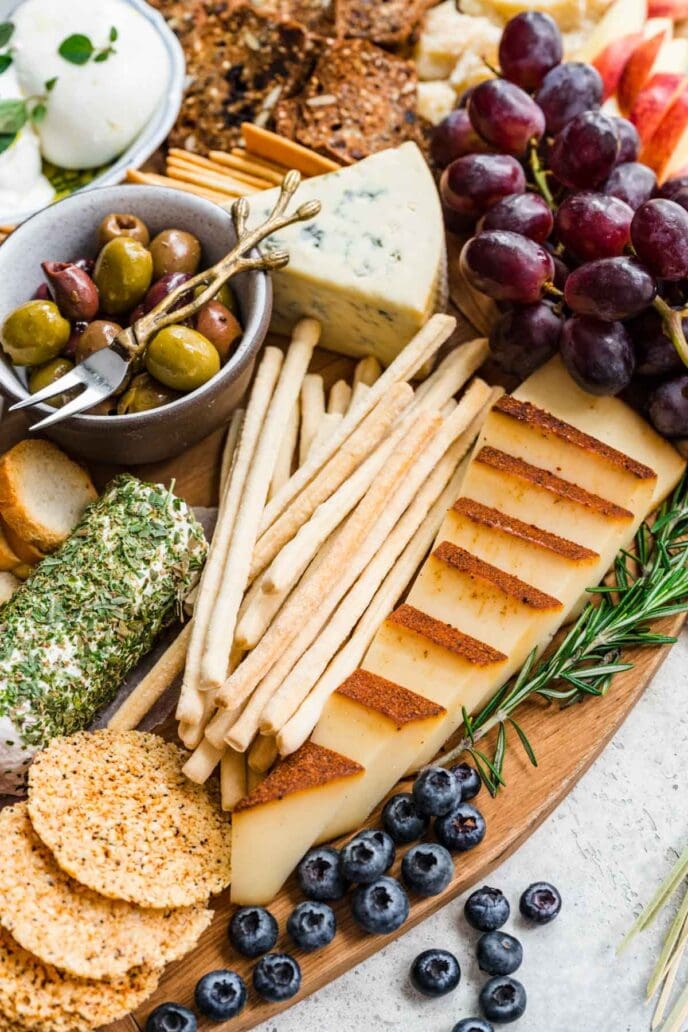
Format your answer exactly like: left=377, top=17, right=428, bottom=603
left=438, top=474, right=688, bottom=795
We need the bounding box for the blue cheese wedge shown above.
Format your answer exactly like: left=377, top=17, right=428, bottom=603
left=0, top=475, right=206, bottom=794
left=244, top=142, right=446, bottom=365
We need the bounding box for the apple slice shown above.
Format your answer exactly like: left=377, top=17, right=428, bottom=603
left=649, top=0, right=688, bottom=17
left=641, top=82, right=688, bottom=181
left=617, top=28, right=672, bottom=114
left=629, top=71, right=688, bottom=142
left=578, top=0, right=647, bottom=64
left=594, top=32, right=643, bottom=98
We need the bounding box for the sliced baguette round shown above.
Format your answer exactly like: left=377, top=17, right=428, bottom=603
left=0, top=571, right=20, bottom=605
left=0, top=525, right=19, bottom=571
left=1, top=520, right=44, bottom=566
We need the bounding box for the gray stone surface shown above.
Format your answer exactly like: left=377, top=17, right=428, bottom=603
left=256, top=632, right=688, bottom=1032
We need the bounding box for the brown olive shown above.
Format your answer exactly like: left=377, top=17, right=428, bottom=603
left=86, top=398, right=117, bottom=415
left=150, top=228, right=202, bottom=279
left=98, top=213, right=150, bottom=248
left=2, top=300, right=71, bottom=366
left=195, top=300, right=242, bottom=363
left=94, top=237, right=153, bottom=315
left=75, top=320, right=122, bottom=363
left=145, top=324, right=220, bottom=391
left=117, top=372, right=180, bottom=414
left=193, top=281, right=238, bottom=314
left=41, top=261, right=99, bottom=321
left=29, top=357, right=74, bottom=407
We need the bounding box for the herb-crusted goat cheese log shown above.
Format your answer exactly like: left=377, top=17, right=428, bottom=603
left=0, top=475, right=207, bottom=794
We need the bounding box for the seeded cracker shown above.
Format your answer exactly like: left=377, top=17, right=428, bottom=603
left=0, top=925, right=159, bottom=1032
left=334, top=0, right=428, bottom=46
left=0, top=804, right=213, bottom=981
left=28, top=730, right=232, bottom=909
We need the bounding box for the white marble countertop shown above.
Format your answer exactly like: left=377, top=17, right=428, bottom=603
left=256, top=631, right=688, bottom=1032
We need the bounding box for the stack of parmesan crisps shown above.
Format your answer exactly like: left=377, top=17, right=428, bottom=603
left=0, top=730, right=233, bottom=1032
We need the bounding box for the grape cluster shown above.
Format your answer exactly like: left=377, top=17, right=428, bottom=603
left=431, top=10, right=688, bottom=438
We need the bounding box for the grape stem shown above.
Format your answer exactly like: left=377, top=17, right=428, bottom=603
left=653, top=296, right=688, bottom=370
left=529, top=143, right=556, bottom=211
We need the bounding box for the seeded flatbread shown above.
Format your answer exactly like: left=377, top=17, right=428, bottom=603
left=334, top=0, right=428, bottom=45
left=0, top=926, right=159, bottom=1032
left=28, top=730, right=232, bottom=909
left=0, top=804, right=213, bottom=981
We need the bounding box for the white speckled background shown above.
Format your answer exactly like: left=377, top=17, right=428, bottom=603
left=256, top=632, right=688, bottom=1032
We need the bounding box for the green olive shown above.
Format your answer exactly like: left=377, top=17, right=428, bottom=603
left=117, top=372, right=180, bottom=414
left=94, top=237, right=153, bottom=315
left=2, top=300, right=71, bottom=366
left=98, top=213, right=150, bottom=248
left=75, top=320, right=122, bottom=363
left=28, top=357, right=74, bottom=408
left=145, top=325, right=220, bottom=392
left=150, top=228, right=202, bottom=279
left=193, top=281, right=238, bottom=314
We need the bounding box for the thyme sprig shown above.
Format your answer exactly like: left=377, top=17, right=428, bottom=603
left=438, top=474, right=688, bottom=794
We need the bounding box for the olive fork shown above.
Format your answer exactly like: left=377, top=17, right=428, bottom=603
left=10, top=171, right=320, bottom=430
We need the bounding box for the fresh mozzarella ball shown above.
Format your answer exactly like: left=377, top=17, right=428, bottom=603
left=0, top=63, right=53, bottom=218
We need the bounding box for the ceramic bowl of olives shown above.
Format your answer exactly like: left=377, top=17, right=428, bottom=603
left=0, top=185, right=272, bottom=464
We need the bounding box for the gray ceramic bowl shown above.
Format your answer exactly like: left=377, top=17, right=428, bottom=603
left=0, top=185, right=272, bottom=464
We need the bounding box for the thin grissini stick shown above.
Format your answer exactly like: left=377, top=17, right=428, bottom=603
left=248, top=734, right=278, bottom=773
left=221, top=748, right=247, bottom=811
left=178, top=688, right=217, bottom=749
left=220, top=410, right=443, bottom=735
left=349, top=382, right=370, bottom=409
left=204, top=700, right=243, bottom=750
left=234, top=572, right=289, bottom=649
left=247, top=765, right=267, bottom=792
left=182, top=737, right=224, bottom=784
left=353, top=355, right=382, bottom=389
left=328, top=379, right=352, bottom=415
left=107, top=623, right=192, bottom=732
left=202, top=320, right=321, bottom=690
left=207, top=149, right=285, bottom=186
left=413, top=337, right=489, bottom=410
left=259, top=313, right=457, bottom=535
left=270, top=400, right=299, bottom=500
left=261, top=382, right=492, bottom=734
left=308, top=412, right=343, bottom=458
left=220, top=409, right=244, bottom=503
left=176, top=349, right=282, bottom=724
left=249, top=382, right=412, bottom=582
left=299, top=373, right=326, bottom=465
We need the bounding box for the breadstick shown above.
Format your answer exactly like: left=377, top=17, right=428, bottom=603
left=308, top=412, right=343, bottom=457
left=202, top=321, right=320, bottom=689
left=248, top=734, right=278, bottom=773
left=220, top=409, right=244, bottom=502
left=328, top=379, right=351, bottom=415
left=178, top=688, right=216, bottom=748
left=218, top=410, right=442, bottom=719
left=209, top=149, right=285, bottom=185
left=108, top=623, right=191, bottom=732
left=235, top=573, right=290, bottom=649
left=247, top=765, right=267, bottom=793
left=221, top=748, right=247, bottom=811
left=414, top=338, right=489, bottom=408
left=353, top=355, right=382, bottom=389
left=176, top=350, right=280, bottom=724
left=299, top=374, right=326, bottom=465
left=259, top=314, right=456, bottom=535
left=182, top=738, right=224, bottom=784
left=269, top=400, right=299, bottom=500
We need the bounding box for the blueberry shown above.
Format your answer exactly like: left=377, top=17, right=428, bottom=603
left=228, top=906, right=278, bottom=957
left=401, top=843, right=454, bottom=897
left=477, top=931, right=523, bottom=975
left=451, top=762, right=482, bottom=800
left=287, top=901, right=336, bottom=952
left=252, top=952, right=302, bottom=1002
left=382, top=792, right=429, bottom=844
left=341, top=829, right=395, bottom=884
left=412, top=765, right=462, bottom=816
left=435, top=802, right=486, bottom=852
left=520, top=881, right=562, bottom=924
left=146, top=1003, right=197, bottom=1032
left=479, top=975, right=527, bottom=1023
left=464, top=886, right=510, bottom=931
left=297, top=845, right=347, bottom=901
left=410, top=948, right=461, bottom=997
left=194, top=970, right=247, bottom=1021
left=452, top=1020, right=494, bottom=1032
left=351, top=875, right=409, bottom=934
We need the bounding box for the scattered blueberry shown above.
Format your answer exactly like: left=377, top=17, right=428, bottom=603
left=435, top=802, right=486, bottom=853
left=401, top=843, right=454, bottom=897
left=341, top=829, right=395, bottom=883
left=451, top=762, right=482, bottom=800
left=520, top=881, right=562, bottom=924
left=228, top=906, right=278, bottom=957
left=252, top=953, right=302, bottom=1002
left=413, top=765, right=462, bottom=816
left=194, top=970, right=247, bottom=1022
left=297, top=845, right=348, bottom=901
left=410, top=948, right=461, bottom=997
left=464, top=887, right=510, bottom=932
left=287, top=901, right=337, bottom=952
left=351, top=875, right=410, bottom=934
left=452, top=1020, right=494, bottom=1032
left=479, top=975, right=527, bottom=1023
left=382, top=792, right=429, bottom=844
left=477, top=931, right=523, bottom=976
left=146, top=1003, right=197, bottom=1032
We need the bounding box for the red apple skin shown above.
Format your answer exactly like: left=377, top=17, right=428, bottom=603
left=593, top=32, right=643, bottom=98
left=649, top=0, right=688, bottom=17
left=642, top=84, right=688, bottom=182
left=629, top=72, right=687, bottom=143
left=617, top=29, right=669, bottom=115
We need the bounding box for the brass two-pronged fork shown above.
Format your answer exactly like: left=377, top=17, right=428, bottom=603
left=10, top=171, right=320, bottom=430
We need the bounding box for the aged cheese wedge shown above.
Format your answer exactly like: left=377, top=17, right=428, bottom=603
left=312, top=669, right=446, bottom=841
left=230, top=742, right=363, bottom=904
left=244, top=142, right=446, bottom=365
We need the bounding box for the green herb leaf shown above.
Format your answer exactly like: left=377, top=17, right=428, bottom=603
left=31, top=103, right=47, bottom=124
left=93, top=51, right=109, bottom=63
left=0, top=98, right=27, bottom=135
left=58, top=33, right=94, bottom=65
left=110, top=25, right=118, bottom=42
left=0, top=21, right=14, bottom=48
left=0, top=54, right=12, bottom=74
left=45, top=76, right=58, bottom=92
left=0, top=131, right=16, bottom=154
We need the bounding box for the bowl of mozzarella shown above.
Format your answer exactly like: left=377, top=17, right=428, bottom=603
left=0, top=0, right=184, bottom=225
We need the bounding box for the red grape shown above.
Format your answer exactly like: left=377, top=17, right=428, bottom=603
left=564, top=257, right=656, bottom=320
left=550, top=252, right=570, bottom=290
left=479, top=192, right=553, bottom=242
left=656, top=175, right=688, bottom=200
left=560, top=315, right=635, bottom=395
left=648, top=376, right=688, bottom=436
left=460, top=230, right=555, bottom=303
left=535, top=62, right=603, bottom=134
left=550, top=111, right=619, bottom=189
left=431, top=109, right=493, bottom=168
left=612, top=117, right=640, bottom=163
left=630, top=198, right=688, bottom=281
left=441, top=154, right=526, bottom=218
left=468, top=79, right=545, bottom=157
left=489, top=301, right=562, bottom=377
left=628, top=309, right=685, bottom=376
left=603, top=161, right=656, bottom=210
left=555, top=192, right=632, bottom=260
left=498, top=12, right=563, bottom=91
